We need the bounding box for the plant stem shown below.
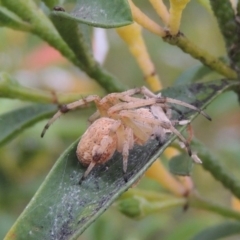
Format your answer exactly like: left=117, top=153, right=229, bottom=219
left=0, top=73, right=105, bottom=104
left=87, top=65, right=126, bottom=93
left=189, top=192, right=240, bottom=221
left=118, top=189, right=187, bottom=219
left=2, top=0, right=125, bottom=93
left=191, top=139, right=240, bottom=200
left=164, top=32, right=238, bottom=79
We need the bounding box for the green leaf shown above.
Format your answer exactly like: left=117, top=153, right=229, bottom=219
left=192, top=138, right=240, bottom=200
left=0, top=6, right=31, bottom=31
left=0, top=104, right=56, bottom=146
left=50, top=12, right=94, bottom=71
left=209, top=0, right=238, bottom=48
left=192, top=221, right=240, bottom=240
left=169, top=153, right=193, bottom=176
left=67, top=0, right=132, bottom=28
left=210, top=0, right=240, bottom=72
left=197, top=0, right=212, bottom=12
left=2, top=0, right=81, bottom=70
left=174, top=64, right=212, bottom=85
left=42, top=0, right=61, bottom=9
left=50, top=12, right=126, bottom=93
left=5, top=80, right=239, bottom=240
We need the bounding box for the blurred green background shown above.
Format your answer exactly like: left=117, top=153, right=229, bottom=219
left=1, top=0, right=240, bottom=239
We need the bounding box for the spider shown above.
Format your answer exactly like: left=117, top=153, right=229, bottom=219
left=41, top=86, right=211, bottom=183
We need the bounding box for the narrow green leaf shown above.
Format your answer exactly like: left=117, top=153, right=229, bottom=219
left=0, top=72, right=105, bottom=104
left=1, top=0, right=82, bottom=70
left=42, top=0, right=61, bottom=9
left=5, top=80, right=239, bottom=240
left=0, top=6, right=31, bottom=31
left=210, top=0, right=240, bottom=72
left=238, top=1, right=240, bottom=16
left=0, top=104, right=56, bottom=146
left=68, top=0, right=132, bottom=28
left=192, top=138, right=240, bottom=200
left=190, top=194, right=240, bottom=221
left=197, top=0, right=212, bottom=12
left=192, top=221, right=240, bottom=240
left=169, top=153, right=193, bottom=176
left=209, top=0, right=238, bottom=48
left=174, top=64, right=213, bottom=85
left=50, top=12, right=126, bottom=92
left=50, top=12, right=94, bottom=71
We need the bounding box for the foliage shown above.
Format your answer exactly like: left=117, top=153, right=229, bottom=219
left=0, top=0, right=240, bottom=240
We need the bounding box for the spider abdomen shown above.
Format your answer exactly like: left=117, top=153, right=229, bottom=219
left=76, top=118, right=118, bottom=166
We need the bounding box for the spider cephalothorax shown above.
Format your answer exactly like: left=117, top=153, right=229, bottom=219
left=41, top=86, right=211, bottom=183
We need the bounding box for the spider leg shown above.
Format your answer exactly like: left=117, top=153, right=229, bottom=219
left=41, top=95, right=101, bottom=137
left=99, top=88, right=142, bottom=106
left=117, top=86, right=158, bottom=98
left=133, top=87, right=211, bottom=121
left=79, top=161, right=96, bottom=184
left=115, top=126, right=134, bottom=182
left=120, top=109, right=166, bottom=144
left=88, top=110, right=100, bottom=124
left=108, top=86, right=157, bottom=98
left=124, top=110, right=193, bottom=158
left=99, top=86, right=159, bottom=109
left=153, top=118, right=200, bottom=162
left=158, top=97, right=212, bottom=121
left=108, top=97, right=166, bottom=115
left=119, top=112, right=151, bottom=143
left=166, top=123, right=192, bottom=156
left=171, top=120, right=190, bottom=125
left=138, top=86, right=159, bottom=98
left=122, top=128, right=134, bottom=173
left=128, top=86, right=210, bottom=120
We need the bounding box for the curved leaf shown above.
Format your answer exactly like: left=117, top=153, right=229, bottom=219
left=169, top=153, right=193, bottom=176
left=209, top=0, right=238, bottom=49
left=0, top=104, right=56, bottom=146
left=0, top=6, right=31, bottom=31
left=209, top=0, right=240, bottom=71
left=192, top=138, right=240, bottom=200
left=5, top=80, right=239, bottom=240
left=52, top=0, right=132, bottom=28
left=50, top=12, right=94, bottom=71
left=192, top=221, right=240, bottom=240
left=174, top=64, right=212, bottom=85
left=50, top=12, right=126, bottom=93
left=42, top=0, right=61, bottom=9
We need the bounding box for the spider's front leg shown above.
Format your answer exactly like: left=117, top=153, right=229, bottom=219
left=137, top=86, right=211, bottom=121
left=100, top=86, right=158, bottom=108
left=157, top=97, right=212, bottom=121
left=41, top=95, right=101, bottom=137
left=107, top=97, right=167, bottom=117
left=116, top=126, right=134, bottom=182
